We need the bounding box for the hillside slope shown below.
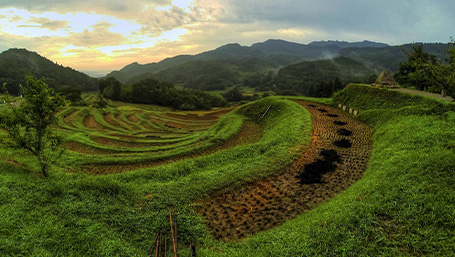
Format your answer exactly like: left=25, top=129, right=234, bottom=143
left=106, top=39, right=389, bottom=84
left=276, top=56, right=375, bottom=94
left=0, top=48, right=97, bottom=95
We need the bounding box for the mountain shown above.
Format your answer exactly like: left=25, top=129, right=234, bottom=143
left=107, top=39, right=389, bottom=84
left=0, top=48, right=97, bottom=95
left=250, top=39, right=340, bottom=58
left=276, top=56, right=375, bottom=94
left=308, top=40, right=389, bottom=49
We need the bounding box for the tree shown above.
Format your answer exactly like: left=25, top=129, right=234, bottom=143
left=222, top=87, right=244, bottom=102
left=57, top=86, right=83, bottom=105
left=395, top=42, right=455, bottom=99
left=395, top=45, right=437, bottom=91
left=0, top=76, right=65, bottom=177
left=99, top=77, right=122, bottom=99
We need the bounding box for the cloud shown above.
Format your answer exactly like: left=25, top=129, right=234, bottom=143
left=211, top=0, right=455, bottom=44
left=1, top=0, right=454, bottom=73
left=19, top=17, right=68, bottom=31
left=68, top=22, right=128, bottom=47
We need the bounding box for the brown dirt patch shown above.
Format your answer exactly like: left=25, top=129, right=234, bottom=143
left=127, top=114, right=140, bottom=123
left=116, top=114, right=140, bottom=130
left=140, top=121, right=153, bottom=130
left=165, top=122, right=184, bottom=129
left=196, top=101, right=373, bottom=241
left=103, top=113, right=119, bottom=127
left=63, top=109, right=79, bottom=128
left=149, top=118, right=163, bottom=124
left=79, top=121, right=262, bottom=175
left=83, top=115, right=106, bottom=131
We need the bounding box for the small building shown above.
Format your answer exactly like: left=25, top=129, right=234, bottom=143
left=372, top=70, right=398, bottom=89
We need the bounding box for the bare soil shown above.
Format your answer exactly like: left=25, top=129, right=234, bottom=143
left=196, top=101, right=373, bottom=241
left=83, top=115, right=107, bottom=131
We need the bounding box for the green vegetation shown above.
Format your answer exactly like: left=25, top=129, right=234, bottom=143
left=0, top=97, right=312, bottom=256
left=275, top=56, right=376, bottom=95
left=394, top=43, right=455, bottom=98
left=1, top=43, right=455, bottom=255
left=333, top=84, right=453, bottom=112
left=196, top=85, right=455, bottom=256
left=57, top=86, right=84, bottom=106
left=0, top=48, right=97, bottom=95
left=339, top=42, right=450, bottom=74
left=102, top=77, right=227, bottom=110
left=0, top=77, right=65, bottom=177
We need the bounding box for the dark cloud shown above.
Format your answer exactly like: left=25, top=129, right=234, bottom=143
left=215, top=0, right=455, bottom=43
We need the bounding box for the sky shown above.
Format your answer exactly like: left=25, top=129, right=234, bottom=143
left=0, top=0, right=453, bottom=76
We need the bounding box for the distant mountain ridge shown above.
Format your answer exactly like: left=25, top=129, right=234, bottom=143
left=106, top=39, right=390, bottom=84
left=0, top=48, right=97, bottom=95
left=308, top=40, right=389, bottom=48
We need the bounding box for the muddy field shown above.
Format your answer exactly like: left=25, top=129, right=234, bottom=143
left=197, top=101, right=374, bottom=241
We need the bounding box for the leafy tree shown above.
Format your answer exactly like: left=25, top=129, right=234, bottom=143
left=222, top=87, right=244, bottom=102
left=103, top=77, right=226, bottom=109
left=99, top=77, right=122, bottom=99
left=395, top=42, right=455, bottom=99
left=57, top=86, right=83, bottom=105
left=0, top=76, right=65, bottom=177
left=394, top=45, right=437, bottom=91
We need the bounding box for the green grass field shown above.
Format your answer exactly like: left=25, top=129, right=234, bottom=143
left=0, top=96, right=313, bottom=256
left=1, top=87, right=454, bottom=256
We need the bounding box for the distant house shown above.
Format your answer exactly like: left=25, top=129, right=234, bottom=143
left=372, top=70, right=398, bottom=88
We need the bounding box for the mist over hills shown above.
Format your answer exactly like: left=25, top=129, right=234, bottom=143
left=0, top=39, right=449, bottom=97
left=106, top=39, right=391, bottom=84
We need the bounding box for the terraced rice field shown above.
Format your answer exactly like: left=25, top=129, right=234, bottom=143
left=56, top=99, right=244, bottom=174
left=197, top=101, right=374, bottom=241
left=56, top=97, right=373, bottom=239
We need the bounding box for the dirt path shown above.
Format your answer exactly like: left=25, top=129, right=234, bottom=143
left=196, top=101, right=374, bottom=241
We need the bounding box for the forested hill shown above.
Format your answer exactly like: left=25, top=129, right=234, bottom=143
left=106, top=39, right=390, bottom=84
left=338, top=42, right=450, bottom=73
left=0, top=48, right=97, bottom=95
left=275, top=56, right=375, bottom=95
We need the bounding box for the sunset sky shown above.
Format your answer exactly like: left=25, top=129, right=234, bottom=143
left=0, top=0, right=453, bottom=76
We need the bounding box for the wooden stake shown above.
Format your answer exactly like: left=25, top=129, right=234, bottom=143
left=156, top=230, right=161, bottom=257
left=149, top=230, right=160, bottom=256
left=260, top=105, right=272, bottom=119
left=174, top=216, right=178, bottom=255
left=164, top=232, right=168, bottom=257
left=169, top=209, right=178, bottom=257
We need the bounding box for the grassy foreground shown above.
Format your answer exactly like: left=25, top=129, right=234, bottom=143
left=0, top=97, right=312, bottom=256
left=197, top=85, right=455, bottom=256
left=1, top=86, right=454, bottom=256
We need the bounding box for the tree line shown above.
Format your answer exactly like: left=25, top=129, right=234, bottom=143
left=394, top=43, right=455, bottom=98
left=99, top=77, right=227, bottom=110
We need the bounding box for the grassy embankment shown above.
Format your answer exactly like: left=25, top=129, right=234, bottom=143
left=198, top=84, right=455, bottom=256
left=0, top=96, right=312, bottom=256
